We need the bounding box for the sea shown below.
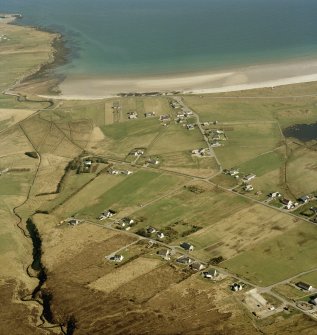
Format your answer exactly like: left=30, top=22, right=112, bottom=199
left=1, top=0, right=317, bottom=78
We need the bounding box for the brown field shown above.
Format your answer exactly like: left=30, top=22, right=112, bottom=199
left=89, top=257, right=162, bottom=293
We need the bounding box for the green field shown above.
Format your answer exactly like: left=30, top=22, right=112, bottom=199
left=222, top=222, right=317, bottom=286
left=55, top=170, right=188, bottom=218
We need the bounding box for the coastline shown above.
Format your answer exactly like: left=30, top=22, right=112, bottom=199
left=4, top=13, right=317, bottom=100
left=2, top=13, right=68, bottom=97
left=52, top=57, right=317, bottom=100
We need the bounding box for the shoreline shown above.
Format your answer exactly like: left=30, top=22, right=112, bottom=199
left=4, top=13, right=317, bottom=100
left=51, top=57, right=317, bottom=100
left=2, top=13, right=69, bottom=97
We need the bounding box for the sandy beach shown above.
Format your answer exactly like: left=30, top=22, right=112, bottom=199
left=54, top=58, right=317, bottom=99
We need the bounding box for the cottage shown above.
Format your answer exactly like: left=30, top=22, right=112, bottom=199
left=127, top=112, right=138, bottom=119
left=160, top=114, right=170, bottom=121
left=228, top=169, right=239, bottom=176
left=269, top=192, right=281, bottom=198
left=203, top=269, right=218, bottom=279
left=144, top=112, right=156, bottom=117
left=244, top=174, right=256, bottom=182
left=147, top=158, right=160, bottom=165
left=180, top=242, right=194, bottom=251
left=310, top=296, right=317, bottom=305
left=296, top=281, right=312, bottom=291
left=298, top=195, right=310, bottom=204
left=244, top=184, right=254, bottom=192
left=110, top=254, right=124, bottom=262
left=99, top=209, right=116, bottom=220
left=191, top=262, right=206, bottom=271
left=147, top=226, right=157, bottom=234
left=84, top=160, right=92, bottom=166
left=310, top=207, right=317, bottom=214
left=157, top=232, right=165, bottom=239
left=211, top=141, right=221, bottom=147
left=157, top=249, right=171, bottom=260
left=281, top=198, right=294, bottom=210
left=68, top=218, right=80, bottom=226
left=231, top=283, right=243, bottom=291
left=186, top=124, right=195, bottom=130
left=176, top=255, right=193, bottom=265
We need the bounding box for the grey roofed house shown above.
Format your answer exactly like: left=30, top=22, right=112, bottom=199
left=191, top=262, right=206, bottom=271
left=147, top=226, right=156, bottom=234
left=298, top=195, right=310, bottom=203
left=203, top=269, right=218, bottom=279
left=310, top=296, right=317, bottom=305
left=243, top=173, right=256, bottom=181
left=176, top=255, right=193, bottom=265
left=68, top=218, right=80, bottom=226
left=296, top=281, right=312, bottom=291
left=231, top=283, right=243, bottom=291
left=180, top=242, right=194, bottom=251
left=110, top=254, right=124, bottom=262
left=310, top=207, right=317, bottom=214
left=157, top=249, right=171, bottom=259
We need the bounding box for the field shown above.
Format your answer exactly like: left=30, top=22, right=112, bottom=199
left=222, top=222, right=317, bottom=286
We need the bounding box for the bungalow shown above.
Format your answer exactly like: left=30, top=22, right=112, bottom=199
left=157, top=232, right=165, bottom=239
left=99, top=209, right=116, bottom=220
left=211, top=141, right=221, bottom=147
left=228, top=169, right=239, bottom=176
left=118, top=217, right=134, bottom=228
left=147, top=158, right=160, bottom=165
left=244, top=174, right=256, bottom=182
left=121, top=170, right=133, bottom=175
left=191, top=262, right=206, bottom=271
left=127, top=112, right=138, bottom=119
left=84, top=160, right=92, bottom=166
left=68, top=218, right=80, bottom=226
left=110, top=254, right=124, bottom=262
left=144, top=112, right=156, bottom=117
left=186, top=124, right=195, bottom=130
left=310, top=296, right=317, bottom=305
left=177, top=112, right=185, bottom=118
left=310, top=207, right=317, bottom=214
left=296, top=281, right=312, bottom=291
left=180, top=242, right=194, bottom=252
left=244, top=184, right=254, bottom=192
left=176, top=255, right=193, bottom=265
left=298, top=195, right=310, bottom=204
left=157, top=249, right=171, bottom=260
left=281, top=198, right=294, bottom=210
left=202, top=269, right=218, bottom=279
left=269, top=192, right=281, bottom=198
left=192, top=148, right=206, bottom=156
left=160, top=114, right=170, bottom=121
left=147, top=226, right=157, bottom=234
left=231, top=283, right=243, bottom=291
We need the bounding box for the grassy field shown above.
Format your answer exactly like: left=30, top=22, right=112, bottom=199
left=222, top=222, right=317, bottom=286
left=54, top=170, right=188, bottom=219
left=213, top=122, right=283, bottom=167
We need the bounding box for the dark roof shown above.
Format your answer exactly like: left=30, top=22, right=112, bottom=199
left=296, top=281, right=311, bottom=290
left=180, top=242, right=193, bottom=250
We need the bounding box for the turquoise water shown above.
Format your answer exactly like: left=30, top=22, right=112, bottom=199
left=1, top=0, right=317, bottom=77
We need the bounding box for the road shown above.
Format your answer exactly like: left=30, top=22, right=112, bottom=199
left=173, top=96, right=223, bottom=172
